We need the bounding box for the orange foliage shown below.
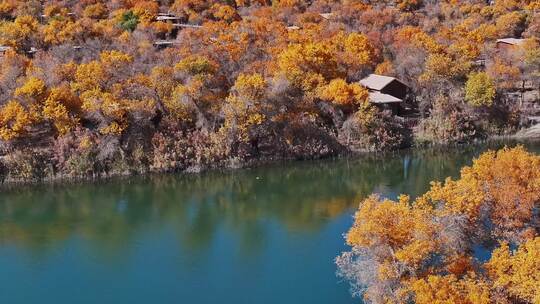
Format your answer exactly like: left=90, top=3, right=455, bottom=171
left=317, top=79, right=369, bottom=107
left=340, top=147, right=540, bottom=304
left=43, top=86, right=81, bottom=135
left=0, top=100, right=33, bottom=140
left=486, top=238, right=540, bottom=303
left=0, top=15, right=38, bottom=49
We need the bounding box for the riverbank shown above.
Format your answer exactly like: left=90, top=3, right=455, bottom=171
left=0, top=137, right=344, bottom=186
left=1, top=131, right=538, bottom=188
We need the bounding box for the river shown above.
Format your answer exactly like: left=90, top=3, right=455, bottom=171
left=0, top=140, right=538, bottom=304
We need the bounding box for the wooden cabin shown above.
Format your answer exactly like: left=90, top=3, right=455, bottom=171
left=156, top=15, right=182, bottom=22
left=359, top=74, right=409, bottom=115
left=156, top=13, right=201, bottom=39
left=496, top=38, right=525, bottom=51
left=360, top=74, right=408, bottom=100
left=172, top=23, right=202, bottom=29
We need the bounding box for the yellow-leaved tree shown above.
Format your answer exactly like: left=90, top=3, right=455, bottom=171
left=486, top=238, right=540, bottom=304
left=337, top=146, right=540, bottom=304
left=0, top=100, right=33, bottom=141
left=277, top=41, right=341, bottom=92
left=43, top=86, right=82, bottom=135
left=317, top=79, right=369, bottom=108
left=223, top=73, right=267, bottom=141
left=0, top=15, right=38, bottom=50
left=465, top=72, right=496, bottom=107
left=71, top=50, right=135, bottom=135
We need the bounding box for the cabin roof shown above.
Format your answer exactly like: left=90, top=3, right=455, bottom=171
left=359, top=74, right=405, bottom=91
left=157, top=15, right=182, bottom=21
left=287, top=25, right=301, bottom=30
left=153, top=40, right=178, bottom=46
left=319, top=13, right=334, bottom=20
left=172, top=23, right=202, bottom=29
left=368, top=92, right=403, bottom=104
left=496, top=38, right=525, bottom=46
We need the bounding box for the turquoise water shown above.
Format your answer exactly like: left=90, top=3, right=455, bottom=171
left=0, top=141, right=538, bottom=304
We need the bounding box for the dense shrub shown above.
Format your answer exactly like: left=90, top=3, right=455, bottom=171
left=3, top=149, right=52, bottom=181
left=415, top=98, right=481, bottom=145
left=341, top=110, right=409, bottom=151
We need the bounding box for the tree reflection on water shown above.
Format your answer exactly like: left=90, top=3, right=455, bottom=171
left=0, top=140, right=537, bottom=260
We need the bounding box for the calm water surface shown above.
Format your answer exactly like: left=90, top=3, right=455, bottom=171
left=0, top=141, right=538, bottom=304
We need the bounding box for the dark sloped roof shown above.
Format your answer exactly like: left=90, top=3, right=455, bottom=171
left=368, top=92, right=403, bottom=104
left=359, top=74, right=405, bottom=91
left=496, top=38, right=525, bottom=46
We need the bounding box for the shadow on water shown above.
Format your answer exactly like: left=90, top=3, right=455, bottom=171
left=0, top=139, right=538, bottom=303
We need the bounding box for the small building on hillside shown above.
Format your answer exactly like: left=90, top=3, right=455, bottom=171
left=26, top=47, right=38, bottom=58
left=359, top=74, right=409, bottom=115
left=156, top=13, right=201, bottom=39
left=172, top=23, right=202, bottom=29
left=153, top=40, right=178, bottom=49
left=0, top=46, right=12, bottom=56
left=319, top=13, right=334, bottom=20
left=496, top=38, right=525, bottom=51
left=156, top=13, right=182, bottom=22
left=286, top=25, right=301, bottom=31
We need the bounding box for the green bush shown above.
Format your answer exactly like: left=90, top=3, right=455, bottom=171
left=119, top=11, right=139, bottom=32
